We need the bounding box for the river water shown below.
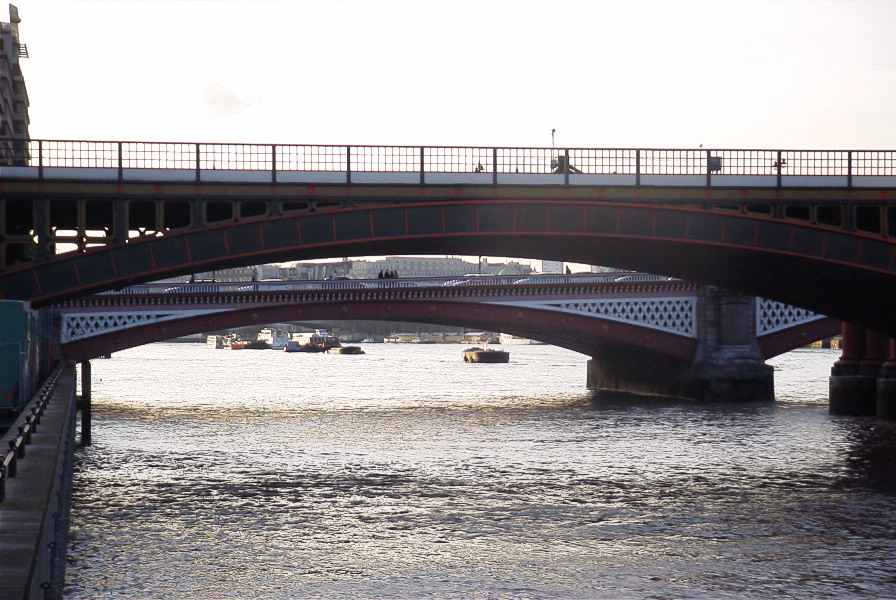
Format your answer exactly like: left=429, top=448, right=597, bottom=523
left=64, top=343, right=896, bottom=599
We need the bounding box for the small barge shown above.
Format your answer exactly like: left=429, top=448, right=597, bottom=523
left=463, top=347, right=510, bottom=363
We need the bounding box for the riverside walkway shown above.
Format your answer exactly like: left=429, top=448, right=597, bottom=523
left=0, top=364, right=76, bottom=600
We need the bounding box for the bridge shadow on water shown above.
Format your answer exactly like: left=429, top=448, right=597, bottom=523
left=833, top=419, right=896, bottom=493
left=587, top=390, right=779, bottom=415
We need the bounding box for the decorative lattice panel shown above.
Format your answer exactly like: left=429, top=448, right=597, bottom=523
left=61, top=310, right=225, bottom=343
left=755, top=299, right=825, bottom=336
left=490, top=297, right=697, bottom=338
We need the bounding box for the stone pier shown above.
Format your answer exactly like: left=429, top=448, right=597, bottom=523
left=830, top=323, right=879, bottom=416
left=876, top=339, right=896, bottom=419
left=588, top=287, right=773, bottom=402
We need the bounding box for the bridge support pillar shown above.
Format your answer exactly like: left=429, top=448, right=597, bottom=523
left=686, top=288, right=773, bottom=402
left=876, top=338, right=896, bottom=420
left=587, top=288, right=773, bottom=402
left=829, top=323, right=876, bottom=416
left=78, top=361, right=92, bottom=446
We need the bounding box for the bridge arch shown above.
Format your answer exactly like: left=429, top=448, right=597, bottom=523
left=4, top=199, right=894, bottom=332
left=60, top=300, right=698, bottom=364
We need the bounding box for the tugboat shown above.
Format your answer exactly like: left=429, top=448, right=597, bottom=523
left=285, top=329, right=342, bottom=353
left=463, top=346, right=510, bottom=363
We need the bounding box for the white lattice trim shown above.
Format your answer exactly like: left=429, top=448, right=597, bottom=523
left=755, top=299, right=825, bottom=336
left=488, top=297, right=697, bottom=338
left=61, top=310, right=226, bottom=343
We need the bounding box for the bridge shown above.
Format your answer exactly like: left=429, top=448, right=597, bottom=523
left=0, top=139, right=894, bottom=414
left=52, top=273, right=837, bottom=401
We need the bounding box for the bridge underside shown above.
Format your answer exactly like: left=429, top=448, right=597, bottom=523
left=4, top=199, right=894, bottom=334
left=60, top=301, right=697, bottom=365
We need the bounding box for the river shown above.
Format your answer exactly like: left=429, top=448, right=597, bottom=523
left=63, top=343, right=896, bottom=599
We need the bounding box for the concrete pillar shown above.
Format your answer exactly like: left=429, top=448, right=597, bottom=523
left=876, top=338, right=896, bottom=420
left=587, top=287, right=773, bottom=402
left=79, top=361, right=91, bottom=446
left=829, top=323, right=876, bottom=415
left=860, top=330, right=887, bottom=376
left=112, top=199, right=129, bottom=246
left=686, top=287, right=773, bottom=402
left=32, top=197, right=52, bottom=261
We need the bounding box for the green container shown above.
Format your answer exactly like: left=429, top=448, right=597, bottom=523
left=0, top=300, right=35, bottom=410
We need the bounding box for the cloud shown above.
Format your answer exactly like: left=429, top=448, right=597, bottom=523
left=203, top=83, right=251, bottom=116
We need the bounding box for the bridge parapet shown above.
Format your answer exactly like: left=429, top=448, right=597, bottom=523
left=2, top=138, right=895, bottom=188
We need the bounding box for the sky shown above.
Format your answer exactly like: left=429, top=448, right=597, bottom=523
left=13, top=0, right=896, bottom=270
left=16, top=0, right=896, bottom=149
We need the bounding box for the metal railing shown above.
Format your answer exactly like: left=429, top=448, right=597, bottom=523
left=94, top=272, right=675, bottom=295
left=0, top=364, right=64, bottom=502
left=1, top=138, right=894, bottom=185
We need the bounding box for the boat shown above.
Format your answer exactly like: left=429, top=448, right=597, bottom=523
left=462, top=331, right=500, bottom=345
left=463, top=347, right=510, bottom=363
left=361, top=337, right=384, bottom=343
left=498, top=333, right=546, bottom=345
left=329, top=345, right=365, bottom=355
left=284, top=340, right=324, bottom=353
left=285, top=329, right=341, bottom=352
left=257, top=327, right=290, bottom=350
left=385, top=332, right=420, bottom=343
left=232, top=339, right=270, bottom=350
left=207, top=335, right=224, bottom=349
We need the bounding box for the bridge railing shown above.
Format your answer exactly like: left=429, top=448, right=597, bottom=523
left=2, top=139, right=895, bottom=187
left=96, top=272, right=675, bottom=295
left=0, top=364, right=64, bottom=502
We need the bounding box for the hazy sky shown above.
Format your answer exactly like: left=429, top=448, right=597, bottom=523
left=14, top=0, right=895, bottom=270
left=16, top=0, right=896, bottom=149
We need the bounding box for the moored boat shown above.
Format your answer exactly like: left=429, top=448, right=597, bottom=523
left=284, top=340, right=325, bottom=353
left=463, top=347, right=510, bottom=363
left=285, top=330, right=341, bottom=353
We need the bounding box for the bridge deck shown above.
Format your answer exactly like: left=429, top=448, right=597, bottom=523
left=3, top=165, right=896, bottom=189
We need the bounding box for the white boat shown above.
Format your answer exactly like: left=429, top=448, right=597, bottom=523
left=499, top=333, right=546, bottom=345
left=385, top=332, right=420, bottom=343
left=258, top=327, right=290, bottom=350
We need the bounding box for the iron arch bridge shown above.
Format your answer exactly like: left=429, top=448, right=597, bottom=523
left=54, top=275, right=838, bottom=364
left=1, top=139, right=895, bottom=334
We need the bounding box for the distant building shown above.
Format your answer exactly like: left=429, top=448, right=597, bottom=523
left=349, top=256, right=532, bottom=278
left=155, top=256, right=533, bottom=283
left=349, top=256, right=473, bottom=279
left=540, top=260, right=564, bottom=274
left=0, top=5, right=28, bottom=162
left=590, top=265, right=615, bottom=273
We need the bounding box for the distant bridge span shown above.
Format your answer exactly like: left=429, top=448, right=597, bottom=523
left=55, top=276, right=838, bottom=367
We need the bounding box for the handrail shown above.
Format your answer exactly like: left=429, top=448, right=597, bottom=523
left=0, top=364, right=65, bottom=502
left=0, top=138, right=893, bottom=184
